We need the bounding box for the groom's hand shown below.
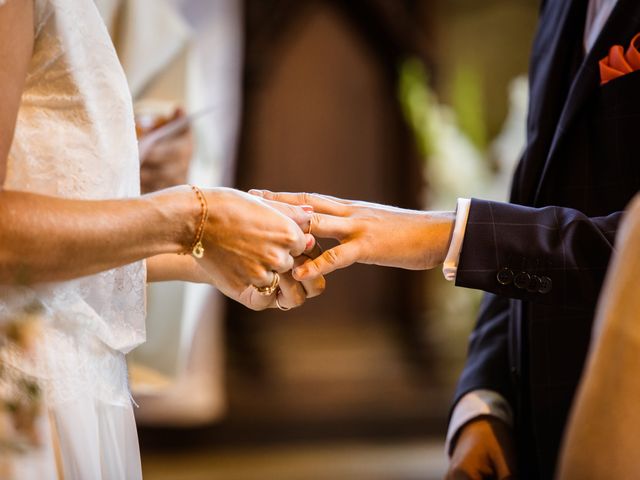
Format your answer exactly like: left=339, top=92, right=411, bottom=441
left=250, top=190, right=455, bottom=280
left=446, top=418, right=517, bottom=480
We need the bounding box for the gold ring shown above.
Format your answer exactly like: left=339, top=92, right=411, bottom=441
left=307, top=215, right=313, bottom=236
left=275, top=291, right=291, bottom=311
left=253, top=272, right=280, bottom=296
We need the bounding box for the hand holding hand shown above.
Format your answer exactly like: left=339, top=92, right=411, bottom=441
left=250, top=190, right=455, bottom=280
left=194, top=188, right=324, bottom=310
left=446, top=418, right=517, bottom=480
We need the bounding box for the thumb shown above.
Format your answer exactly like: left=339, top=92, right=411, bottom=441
left=492, top=446, right=516, bottom=480
left=293, top=242, right=358, bottom=280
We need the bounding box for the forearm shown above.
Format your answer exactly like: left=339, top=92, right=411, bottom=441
left=457, top=199, right=622, bottom=307
left=0, top=186, right=197, bottom=284
left=146, top=253, right=212, bottom=284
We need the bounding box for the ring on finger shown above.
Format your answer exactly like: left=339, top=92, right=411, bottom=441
left=253, top=271, right=280, bottom=296
left=307, top=214, right=313, bottom=236
left=275, top=290, right=291, bottom=311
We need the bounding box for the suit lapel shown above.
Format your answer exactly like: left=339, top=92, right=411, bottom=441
left=513, top=0, right=584, bottom=204
left=534, top=0, right=640, bottom=203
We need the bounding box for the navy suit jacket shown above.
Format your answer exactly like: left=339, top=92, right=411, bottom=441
left=453, top=0, right=640, bottom=478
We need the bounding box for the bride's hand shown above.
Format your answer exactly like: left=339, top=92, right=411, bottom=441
left=250, top=190, right=455, bottom=280
left=194, top=188, right=324, bottom=310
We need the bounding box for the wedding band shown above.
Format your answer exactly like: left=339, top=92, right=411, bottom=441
left=307, top=215, right=313, bottom=236
left=253, top=272, right=280, bottom=296
left=275, top=291, right=291, bottom=311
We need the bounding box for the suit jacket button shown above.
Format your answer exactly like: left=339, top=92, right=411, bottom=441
left=527, top=274, right=541, bottom=292
left=514, top=272, right=531, bottom=289
left=538, top=276, right=552, bottom=294
left=496, top=268, right=514, bottom=285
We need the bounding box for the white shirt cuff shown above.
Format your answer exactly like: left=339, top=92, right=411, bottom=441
left=445, top=389, right=514, bottom=456
left=442, top=198, right=471, bottom=281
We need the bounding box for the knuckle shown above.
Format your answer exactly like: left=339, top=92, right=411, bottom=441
left=284, top=255, right=295, bottom=269
left=284, top=234, right=298, bottom=247
left=324, top=248, right=340, bottom=265
left=264, top=249, right=281, bottom=267
left=284, top=226, right=302, bottom=246
left=272, top=251, right=294, bottom=272
left=253, top=267, right=270, bottom=285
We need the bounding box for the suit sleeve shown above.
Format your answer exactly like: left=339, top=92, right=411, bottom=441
left=451, top=291, right=515, bottom=414
left=455, top=198, right=622, bottom=310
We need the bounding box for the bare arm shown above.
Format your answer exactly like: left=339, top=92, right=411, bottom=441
left=0, top=188, right=195, bottom=284
left=0, top=0, right=33, bottom=181
left=0, top=3, right=193, bottom=285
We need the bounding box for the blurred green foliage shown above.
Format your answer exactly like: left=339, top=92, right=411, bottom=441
left=452, top=64, right=487, bottom=150
left=398, top=57, right=437, bottom=159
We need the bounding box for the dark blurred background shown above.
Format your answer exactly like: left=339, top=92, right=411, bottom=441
left=135, top=0, right=539, bottom=478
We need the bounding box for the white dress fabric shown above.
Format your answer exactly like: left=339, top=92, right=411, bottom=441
left=94, top=0, right=240, bottom=425
left=0, top=0, right=146, bottom=478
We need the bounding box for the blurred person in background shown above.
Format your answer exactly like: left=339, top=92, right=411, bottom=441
left=556, top=193, right=640, bottom=479
left=96, top=0, right=244, bottom=425
left=253, top=0, right=640, bottom=478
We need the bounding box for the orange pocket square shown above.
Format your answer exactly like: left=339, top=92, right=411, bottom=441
left=600, top=32, right=640, bottom=85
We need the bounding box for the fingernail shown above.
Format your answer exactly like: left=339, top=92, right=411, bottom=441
left=248, top=189, right=262, bottom=195
left=305, top=235, right=315, bottom=250
left=301, top=205, right=314, bottom=213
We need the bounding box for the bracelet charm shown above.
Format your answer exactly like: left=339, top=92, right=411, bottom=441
left=192, top=241, right=205, bottom=258
left=182, top=185, right=208, bottom=258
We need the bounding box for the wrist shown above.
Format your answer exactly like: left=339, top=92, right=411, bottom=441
left=423, top=210, right=456, bottom=266
left=144, top=185, right=201, bottom=254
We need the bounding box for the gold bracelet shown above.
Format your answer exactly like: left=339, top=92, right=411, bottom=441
left=183, top=185, right=208, bottom=258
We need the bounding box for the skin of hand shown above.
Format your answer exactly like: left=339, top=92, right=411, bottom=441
left=193, top=188, right=324, bottom=310
left=147, top=239, right=325, bottom=311
left=446, top=418, right=517, bottom=480
left=249, top=190, right=455, bottom=281
left=139, top=109, right=194, bottom=194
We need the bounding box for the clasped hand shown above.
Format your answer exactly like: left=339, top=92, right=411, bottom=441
left=195, top=188, right=325, bottom=311
left=190, top=188, right=455, bottom=311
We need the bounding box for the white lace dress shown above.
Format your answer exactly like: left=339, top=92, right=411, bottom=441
left=0, top=0, right=146, bottom=478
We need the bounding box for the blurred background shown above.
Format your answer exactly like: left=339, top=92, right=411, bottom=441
left=102, top=0, right=540, bottom=478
